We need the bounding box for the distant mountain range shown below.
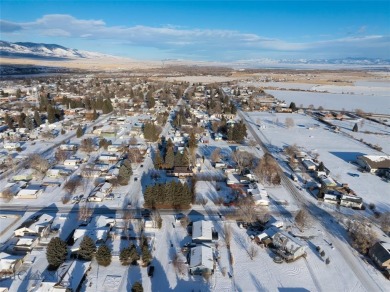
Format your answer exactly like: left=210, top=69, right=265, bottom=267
left=1, top=40, right=389, bottom=66
left=0, top=40, right=108, bottom=60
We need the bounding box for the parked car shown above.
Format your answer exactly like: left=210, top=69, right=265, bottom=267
left=148, top=265, right=155, bottom=277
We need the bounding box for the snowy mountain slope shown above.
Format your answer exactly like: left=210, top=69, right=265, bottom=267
left=0, top=40, right=108, bottom=60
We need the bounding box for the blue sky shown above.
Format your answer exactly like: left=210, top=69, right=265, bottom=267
left=1, top=1, right=389, bottom=61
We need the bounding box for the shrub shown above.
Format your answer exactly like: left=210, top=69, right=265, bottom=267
left=131, top=282, right=143, bottom=292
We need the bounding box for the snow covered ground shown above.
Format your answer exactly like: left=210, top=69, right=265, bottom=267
left=266, top=89, right=390, bottom=114
left=246, top=111, right=390, bottom=212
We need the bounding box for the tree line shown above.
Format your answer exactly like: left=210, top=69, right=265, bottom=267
left=144, top=181, right=193, bottom=208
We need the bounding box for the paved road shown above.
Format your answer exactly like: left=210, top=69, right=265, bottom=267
left=237, top=107, right=382, bottom=292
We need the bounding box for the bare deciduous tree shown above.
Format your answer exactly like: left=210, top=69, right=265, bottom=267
left=2, top=188, right=14, bottom=202
left=28, top=154, right=50, bottom=175
left=80, top=138, right=95, bottom=153
left=248, top=244, right=259, bottom=260
left=380, top=212, right=390, bottom=234
left=224, top=223, right=232, bottom=248
left=347, top=219, right=377, bottom=254
left=295, top=209, right=311, bottom=231
left=254, top=153, right=280, bottom=185
left=210, top=147, right=221, bottom=163
left=129, top=136, right=138, bottom=145
left=236, top=196, right=257, bottom=224
left=55, top=149, right=70, bottom=163
left=128, top=148, right=143, bottom=163
left=232, top=150, right=256, bottom=172
left=172, top=253, right=187, bottom=276
left=150, top=210, right=162, bottom=229
left=285, top=117, right=294, bottom=129
left=78, top=204, right=93, bottom=222
left=64, top=175, right=83, bottom=194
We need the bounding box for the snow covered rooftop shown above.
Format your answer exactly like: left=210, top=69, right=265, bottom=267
left=189, top=245, right=214, bottom=270
left=192, top=220, right=213, bottom=241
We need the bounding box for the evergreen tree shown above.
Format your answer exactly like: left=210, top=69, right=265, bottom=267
left=18, top=113, right=26, bottom=128
left=141, top=245, right=152, bottom=266
left=166, top=138, right=173, bottom=149
left=46, top=237, right=67, bottom=269
left=188, top=132, right=197, bottom=149
left=92, top=109, right=98, bottom=120
left=132, top=282, right=143, bottom=292
left=102, top=98, right=113, bottom=114
left=24, top=115, right=34, bottom=130
left=289, top=102, right=297, bottom=112
left=227, top=126, right=234, bottom=141
left=5, top=113, right=13, bottom=129
left=153, top=150, right=164, bottom=169
left=78, top=235, right=96, bottom=261
left=96, top=244, right=112, bottom=267
left=352, top=123, right=358, bottom=132
left=120, top=244, right=139, bottom=266
left=96, top=97, right=104, bottom=110
left=118, top=158, right=133, bottom=185
left=174, top=152, right=184, bottom=167
left=34, top=110, right=41, bottom=126
left=76, top=125, right=83, bottom=138
left=165, top=147, right=175, bottom=169
left=47, top=104, right=56, bottom=124
left=147, top=92, right=155, bottom=108
left=318, top=162, right=325, bottom=172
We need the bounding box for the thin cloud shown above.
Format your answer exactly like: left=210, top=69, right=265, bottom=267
left=1, top=14, right=388, bottom=59
left=0, top=20, right=23, bottom=33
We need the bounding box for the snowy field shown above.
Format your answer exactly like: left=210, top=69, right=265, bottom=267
left=330, top=118, right=390, bottom=154
left=266, top=89, right=390, bottom=114
left=0, top=214, right=20, bottom=237
left=246, top=111, right=390, bottom=212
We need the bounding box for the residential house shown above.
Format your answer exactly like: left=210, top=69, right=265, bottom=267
left=71, top=216, right=115, bottom=254
left=264, top=227, right=306, bottom=262
left=340, top=194, right=363, bottom=209
left=302, top=159, right=317, bottom=171
left=3, top=142, right=21, bottom=150
left=87, top=191, right=105, bottom=202
left=369, top=242, right=390, bottom=270
left=13, top=237, right=39, bottom=253
left=189, top=245, right=214, bottom=275
left=14, top=214, right=54, bottom=237
left=16, top=185, right=44, bottom=199
left=38, top=260, right=91, bottom=292
left=167, top=166, right=194, bottom=178
left=357, top=155, right=390, bottom=174
left=192, top=220, right=215, bottom=243
left=323, top=193, right=340, bottom=205
left=63, top=158, right=81, bottom=166
left=59, top=144, right=78, bottom=151
left=98, top=153, right=119, bottom=163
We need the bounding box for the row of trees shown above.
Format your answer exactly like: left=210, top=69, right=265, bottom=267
left=154, top=147, right=190, bottom=170
left=144, top=181, right=193, bottom=208
left=4, top=111, right=43, bottom=130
